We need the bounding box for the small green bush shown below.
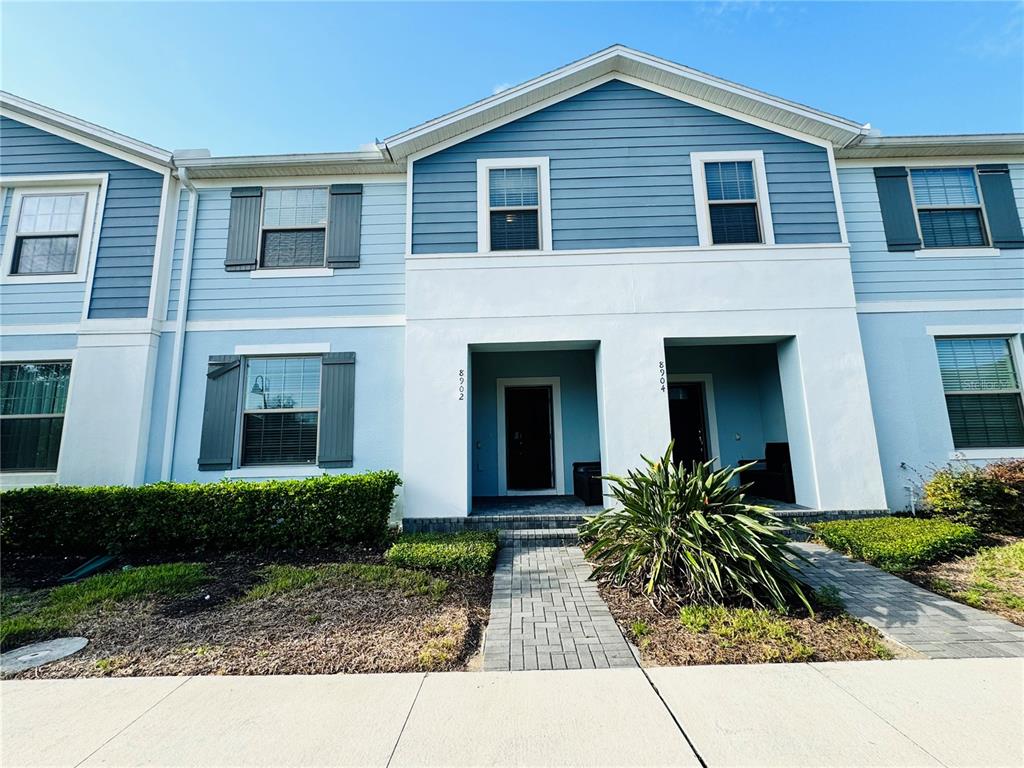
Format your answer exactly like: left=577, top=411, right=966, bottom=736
left=923, top=460, right=1024, bottom=533
left=0, top=472, right=401, bottom=555
left=814, top=517, right=979, bottom=573
left=385, top=532, right=498, bottom=574
left=243, top=562, right=448, bottom=601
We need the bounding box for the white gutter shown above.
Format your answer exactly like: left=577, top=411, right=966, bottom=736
left=160, top=166, right=199, bottom=481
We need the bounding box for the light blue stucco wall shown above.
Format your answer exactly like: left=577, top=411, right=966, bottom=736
left=161, top=326, right=404, bottom=483
left=168, top=183, right=405, bottom=322
left=665, top=344, right=787, bottom=469
left=413, top=79, right=841, bottom=254
left=471, top=350, right=601, bottom=497
left=840, top=164, right=1024, bottom=303
left=859, top=309, right=1024, bottom=510
left=0, top=333, right=79, bottom=355
left=0, top=116, right=165, bottom=321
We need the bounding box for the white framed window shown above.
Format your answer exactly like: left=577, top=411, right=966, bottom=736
left=935, top=336, right=1024, bottom=450
left=239, top=356, right=321, bottom=466
left=0, top=361, right=72, bottom=473
left=476, top=157, right=552, bottom=253
left=909, top=167, right=990, bottom=250
left=690, top=151, right=774, bottom=247
left=259, top=187, right=329, bottom=270
left=0, top=176, right=105, bottom=284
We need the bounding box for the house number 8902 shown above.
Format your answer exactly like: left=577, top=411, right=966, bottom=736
left=458, top=370, right=466, bottom=401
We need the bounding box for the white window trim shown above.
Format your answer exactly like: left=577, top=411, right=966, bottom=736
left=0, top=174, right=107, bottom=285
left=666, top=374, right=721, bottom=469
left=908, top=166, right=993, bottom=256
left=690, top=151, right=774, bottom=248
left=0, top=357, right=74, bottom=479
left=257, top=186, right=330, bottom=272
left=476, top=157, right=552, bottom=254
left=495, top=376, right=564, bottom=496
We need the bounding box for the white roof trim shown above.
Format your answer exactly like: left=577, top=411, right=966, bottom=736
left=0, top=90, right=173, bottom=167
left=382, top=45, right=869, bottom=158
left=837, top=134, right=1024, bottom=159
left=175, top=150, right=402, bottom=179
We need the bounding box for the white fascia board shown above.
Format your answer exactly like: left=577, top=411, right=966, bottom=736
left=1, top=92, right=173, bottom=171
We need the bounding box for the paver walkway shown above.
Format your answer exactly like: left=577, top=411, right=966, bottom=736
left=482, top=545, right=638, bottom=671
left=794, top=542, right=1024, bottom=659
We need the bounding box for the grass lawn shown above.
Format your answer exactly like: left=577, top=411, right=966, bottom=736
left=1, top=546, right=492, bottom=678
left=907, top=537, right=1024, bottom=627
left=599, top=584, right=898, bottom=665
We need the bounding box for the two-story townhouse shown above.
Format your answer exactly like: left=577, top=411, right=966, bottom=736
left=3, top=46, right=1022, bottom=527
left=0, top=94, right=178, bottom=487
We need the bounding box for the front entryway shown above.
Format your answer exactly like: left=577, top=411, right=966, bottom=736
left=505, top=385, right=555, bottom=492
left=668, top=382, right=709, bottom=468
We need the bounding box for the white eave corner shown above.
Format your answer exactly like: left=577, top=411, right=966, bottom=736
left=0, top=90, right=174, bottom=168
left=380, top=44, right=870, bottom=161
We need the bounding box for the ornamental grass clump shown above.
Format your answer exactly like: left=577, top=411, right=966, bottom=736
left=580, top=445, right=809, bottom=612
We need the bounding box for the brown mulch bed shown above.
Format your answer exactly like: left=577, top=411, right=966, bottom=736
left=4, top=551, right=492, bottom=679
left=903, top=534, right=1024, bottom=627
left=598, top=583, right=905, bottom=666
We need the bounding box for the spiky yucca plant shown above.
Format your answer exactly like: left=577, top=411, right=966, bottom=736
left=580, top=444, right=810, bottom=612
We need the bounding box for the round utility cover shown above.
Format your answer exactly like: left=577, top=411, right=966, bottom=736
left=0, top=637, right=88, bottom=674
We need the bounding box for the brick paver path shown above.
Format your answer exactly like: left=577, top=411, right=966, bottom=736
left=794, top=542, right=1024, bottom=659
left=482, top=545, right=638, bottom=671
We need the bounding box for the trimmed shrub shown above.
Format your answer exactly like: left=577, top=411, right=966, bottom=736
left=923, top=460, right=1024, bottom=533
left=385, top=532, right=498, bottom=574
left=813, top=516, right=978, bottom=573
left=580, top=445, right=810, bottom=612
left=0, top=472, right=401, bottom=555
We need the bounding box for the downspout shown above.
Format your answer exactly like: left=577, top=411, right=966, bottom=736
left=160, top=166, right=199, bottom=481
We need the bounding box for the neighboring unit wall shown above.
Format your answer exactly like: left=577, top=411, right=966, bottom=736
left=0, top=116, right=165, bottom=320
left=839, top=164, right=1024, bottom=303
left=471, top=349, right=601, bottom=497
left=412, top=79, right=842, bottom=254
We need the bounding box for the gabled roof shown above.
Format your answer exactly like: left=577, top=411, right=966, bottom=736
left=381, top=44, right=870, bottom=160
left=0, top=91, right=174, bottom=169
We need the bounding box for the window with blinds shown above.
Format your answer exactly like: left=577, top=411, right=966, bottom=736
left=704, top=161, right=762, bottom=245
left=911, top=168, right=989, bottom=249
left=12, top=193, right=88, bottom=275
left=936, top=337, right=1024, bottom=449
left=241, top=356, right=321, bottom=465
left=488, top=167, right=540, bottom=251
left=260, top=188, right=329, bottom=268
left=0, top=361, right=72, bottom=471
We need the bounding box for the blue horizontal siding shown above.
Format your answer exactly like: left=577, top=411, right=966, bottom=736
left=840, top=165, right=1024, bottom=302
left=0, top=117, right=164, bottom=319
left=166, top=189, right=189, bottom=321
left=412, top=79, right=841, bottom=253
left=178, top=182, right=405, bottom=321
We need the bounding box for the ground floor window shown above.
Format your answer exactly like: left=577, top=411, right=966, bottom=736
left=240, top=356, right=321, bottom=465
left=936, top=337, right=1024, bottom=449
left=0, top=361, right=72, bottom=471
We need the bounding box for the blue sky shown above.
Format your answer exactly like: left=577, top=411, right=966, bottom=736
left=2, top=2, right=1021, bottom=156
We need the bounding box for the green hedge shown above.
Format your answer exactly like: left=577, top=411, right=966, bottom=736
left=385, top=532, right=498, bottom=574
left=0, top=472, right=401, bottom=555
left=813, top=516, right=978, bottom=573
left=923, top=460, right=1024, bottom=533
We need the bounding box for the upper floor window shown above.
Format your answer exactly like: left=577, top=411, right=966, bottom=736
left=0, top=178, right=103, bottom=284
left=476, top=158, right=551, bottom=253
left=241, top=356, right=321, bottom=465
left=691, top=151, right=775, bottom=247
left=936, top=337, right=1024, bottom=449
left=0, top=361, right=72, bottom=473
left=910, top=168, right=989, bottom=249
left=260, top=187, right=329, bottom=269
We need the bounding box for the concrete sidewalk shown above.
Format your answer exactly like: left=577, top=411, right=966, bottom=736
left=2, top=659, right=1022, bottom=767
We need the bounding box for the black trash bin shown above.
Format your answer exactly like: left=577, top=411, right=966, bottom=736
left=572, top=461, right=603, bottom=506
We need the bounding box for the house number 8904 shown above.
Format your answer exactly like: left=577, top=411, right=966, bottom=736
left=658, top=361, right=666, bottom=392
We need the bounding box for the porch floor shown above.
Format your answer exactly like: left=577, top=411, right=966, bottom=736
left=471, top=495, right=598, bottom=516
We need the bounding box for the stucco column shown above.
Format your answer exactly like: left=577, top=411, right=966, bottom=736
left=777, top=315, right=887, bottom=510
left=595, top=333, right=672, bottom=491
left=402, top=322, right=471, bottom=518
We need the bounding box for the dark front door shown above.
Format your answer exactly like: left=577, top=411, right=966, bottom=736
left=505, top=386, right=554, bottom=491
left=668, top=382, right=709, bottom=469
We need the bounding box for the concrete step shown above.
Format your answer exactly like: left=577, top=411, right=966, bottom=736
left=499, top=528, right=580, bottom=546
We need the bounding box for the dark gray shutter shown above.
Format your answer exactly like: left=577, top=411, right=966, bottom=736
left=874, top=167, right=921, bottom=252
left=326, top=184, right=362, bottom=269
left=318, top=352, right=356, bottom=468
left=198, top=355, right=241, bottom=470
left=225, top=187, right=263, bottom=271
left=978, top=164, right=1024, bottom=249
